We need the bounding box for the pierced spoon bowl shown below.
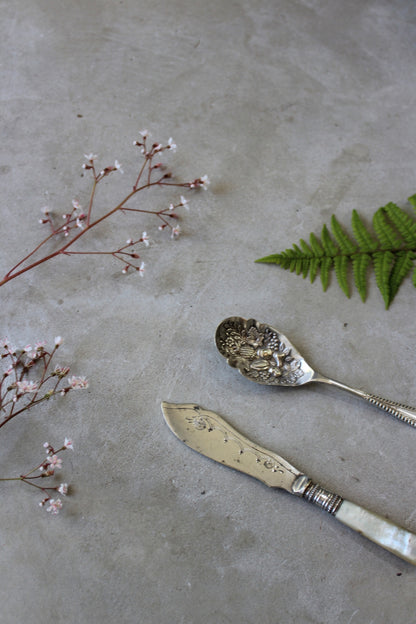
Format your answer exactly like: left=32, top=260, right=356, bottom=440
left=215, top=316, right=416, bottom=428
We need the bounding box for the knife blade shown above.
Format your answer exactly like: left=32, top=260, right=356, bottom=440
left=161, top=401, right=416, bottom=565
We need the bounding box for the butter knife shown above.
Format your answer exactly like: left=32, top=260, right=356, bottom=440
left=161, top=401, right=416, bottom=565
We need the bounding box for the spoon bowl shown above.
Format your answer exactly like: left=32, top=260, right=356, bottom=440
left=215, top=316, right=416, bottom=428
left=215, top=316, right=315, bottom=386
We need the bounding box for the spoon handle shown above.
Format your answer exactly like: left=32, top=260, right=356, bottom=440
left=315, top=377, right=416, bottom=428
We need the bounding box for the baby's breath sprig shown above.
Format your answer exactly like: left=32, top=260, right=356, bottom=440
left=0, top=438, right=74, bottom=515
left=0, top=336, right=88, bottom=430
left=0, top=131, right=209, bottom=286
left=0, top=337, right=87, bottom=514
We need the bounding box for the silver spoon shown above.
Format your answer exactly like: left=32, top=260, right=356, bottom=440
left=215, top=316, right=416, bottom=428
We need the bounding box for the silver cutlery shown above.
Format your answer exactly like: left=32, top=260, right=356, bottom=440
left=162, top=401, right=416, bottom=564
left=215, top=316, right=416, bottom=428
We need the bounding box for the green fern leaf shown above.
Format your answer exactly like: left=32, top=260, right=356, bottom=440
left=309, top=257, right=320, bottom=283
left=256, top=195, right=416, bottom=308
left=299, top=239, right=313, bottom=257
left=320, top=256, right=332, bottom=292
left=389, top=250, right=415, bottom=302
left=383, top=202, right=416, bottom=246
left=351, top=210, right=378, bottom=252
left=321, top=224, right=339, bottom=256
left=331, top=215, right=357, bottom=254
left=309, top=232, right=324, bottom=257
left=373, top=250, right=395, bottom=308
left=373, top=208, right=402, bottom=249
left=352, top=253, right=372, bottom=302
left=334, top=254, right=350, bottom=297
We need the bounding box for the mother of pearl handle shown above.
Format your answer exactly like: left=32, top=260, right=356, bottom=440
left=335, top=500, right=416, bottom=565
left=294, top=477, right=416, bottom=565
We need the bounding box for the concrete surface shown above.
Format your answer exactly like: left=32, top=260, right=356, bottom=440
left=1, top=1, right=416, bottom=622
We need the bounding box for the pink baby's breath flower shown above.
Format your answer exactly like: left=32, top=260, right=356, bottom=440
left=84, top=153, right=98, bottom=161
left=138, top=261, right=145, bottom=277
left=180, top=195, right=189, bottom=209
left=171, top=225, right=181, bottom=239
left=35, top=341, right=46, bottom=351
left=54, top=364, right=70, bottom=377
left=114, top=160, right=123, bottom=174
left=46, top=498, right=63, bottom=515
left=199, top=174, right=210, bottom=190
left=54, top=336, right=63, bottom=347
left=16, top=380, right=38, bottom=393
left=139, top=129, right=150, bottom=139
left=47, top=455, right=63, bottom=470
left=64, top=438, right=73, bottom=450
left=167, top=138, right=177, bottom=152
left=68, top=375, right=89, bottom=389
left=58, top=483, right=68, bottom=496
left=142, top=232, right=150, bottom=247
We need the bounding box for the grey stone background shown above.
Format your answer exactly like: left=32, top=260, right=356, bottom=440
left=1, top=1, right=415, bottom=622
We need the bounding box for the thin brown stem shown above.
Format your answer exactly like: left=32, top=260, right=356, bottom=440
left=86, top=177, right=98, bottom=226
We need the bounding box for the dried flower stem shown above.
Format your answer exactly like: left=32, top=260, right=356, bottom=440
left=0, top=132, right=209, bottom=286
left=1, top=337, right=84, bottom=513
left=0, top=338, right=86, bottom=430
left=0, top=442, right=73, bottom=514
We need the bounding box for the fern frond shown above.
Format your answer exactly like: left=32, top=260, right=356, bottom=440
left=309, top=232, right=324, bottom=257
left=334, top=255, right=350, bottom=297
left=389, top=250, right=415, bottom=302
left=331, top=215, right=357, bottom=255
left=383, top=202, right=416, bottom=246
left=320, top=256, right=332, bottom=292
left=256, top=195, right=416, bottom=308
left=373, top=208, right=402, bottom=249
left=352, top=253, right=372, bottom=302
left=299, top=239, right=313, bottom=257
left=373, top=250, right=395, bottom=308
left=309, top=257, right=320, bottom=283
left=351, top=210, right=378, bottom=252
left=321, top=224, right=339, bottom=256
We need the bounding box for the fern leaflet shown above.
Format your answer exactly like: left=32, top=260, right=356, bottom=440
left=256, top=195, right=416, bottom=308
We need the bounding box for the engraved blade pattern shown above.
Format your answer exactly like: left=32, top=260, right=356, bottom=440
left=161, top=402, right=302, bottom=491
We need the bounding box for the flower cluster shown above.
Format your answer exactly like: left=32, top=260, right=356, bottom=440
left=1, top=336, right=88, bottom=428
left=0, top=337, right=87, bottom=514
left=1, top=437, right=74, bottom=515
left=0, top=130, right=209, bottom=286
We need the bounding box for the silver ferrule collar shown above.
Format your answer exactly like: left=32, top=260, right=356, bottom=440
left=292, top=475, right=343, bottom=515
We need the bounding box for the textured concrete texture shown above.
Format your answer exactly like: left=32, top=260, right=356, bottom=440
left=1, top=1, right=416, bottom=622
